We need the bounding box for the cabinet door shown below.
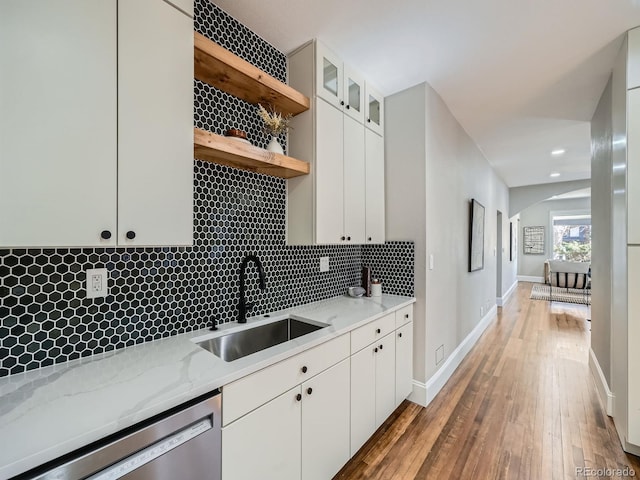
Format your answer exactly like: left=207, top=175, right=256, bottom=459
left=343, top=116, right=366, bottom=244
left=365, top=84, right=384, bottom=136
left=365, top=130, right=385, bottom=244
left=118, top=0, right=194, bottom=247
left=350, top=344, right=376, bottom=455
left=301, top=359, right=350, bottom=480
left=375, top=332, right=396, bottom=427
left=628, top=247, right=640, bottom=445
left=395, top=321, right=413, bottom=406
left=315, top=42, right=343, bottom=110
left=315, top=98, right=345, bottom=244
left=343, top=66, right=365, bottom=124
left=0, top=0, right=117, bottom=247
left=629, top=89, right=640, bottom=244
left=222, top=386, right=302, bottom=480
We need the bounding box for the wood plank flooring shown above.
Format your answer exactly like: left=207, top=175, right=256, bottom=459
left=334, top=282, right=640, bottom=479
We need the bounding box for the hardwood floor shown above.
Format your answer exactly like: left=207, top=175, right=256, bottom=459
left=334, top=282, right=640, bottom=479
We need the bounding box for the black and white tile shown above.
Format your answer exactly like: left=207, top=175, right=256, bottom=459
left=0, top=1, right=414, bottom=378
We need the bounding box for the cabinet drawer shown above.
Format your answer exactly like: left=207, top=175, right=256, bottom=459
left=350, top=313, right=395, bottom=353
left=222, top=333, right=350, bottom=426
left=396, top=305, right=413, bottom=328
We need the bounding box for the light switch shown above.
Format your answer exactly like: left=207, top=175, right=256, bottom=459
left=319, top=257, right=330, bottom=272
left=429, top=254, right=434, bottom=270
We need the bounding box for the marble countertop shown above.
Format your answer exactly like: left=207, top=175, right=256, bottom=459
left=0, top=294, right=414, bottom=479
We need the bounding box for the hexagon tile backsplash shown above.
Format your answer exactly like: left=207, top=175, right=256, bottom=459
left=0, top=1, right=414, bottom=377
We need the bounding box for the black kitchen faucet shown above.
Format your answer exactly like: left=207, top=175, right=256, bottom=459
left=238, top=254, right=266, bottom=323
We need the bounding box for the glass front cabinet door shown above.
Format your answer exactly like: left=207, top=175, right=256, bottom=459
left=365, top=84, right=384, bottom=136
left=316, top=42, right=343, bottom=110
left=343, top=66, right=365, bottom=123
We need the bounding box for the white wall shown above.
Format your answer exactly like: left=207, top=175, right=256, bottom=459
left=590, top=75, right=613, bottom=388
left=385, top=84, right=427, bottom=383
left=386, top=81, right=515, bottom=390
left=517, top=197, right=591, bottom=279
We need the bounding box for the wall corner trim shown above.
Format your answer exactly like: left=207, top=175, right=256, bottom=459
left=497, top=280, right=519, bottom=306
left=517, top=275, right=545, bottom=283
left=589, top=347, right=615, bottom=416
left=423, top=305, right=497, bottom=406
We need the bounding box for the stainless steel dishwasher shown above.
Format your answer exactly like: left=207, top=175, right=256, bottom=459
left=22, top=390, right=221, bottom=480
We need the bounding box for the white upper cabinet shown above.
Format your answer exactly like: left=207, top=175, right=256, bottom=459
left=343, top=115, right=366, bottom=244
left=365, top=129, right=385, bottom=243
left=365, top=84, right=385, bottom=136
left=344, top=66, right=365, bottom=124
left=315, top=98, right=345, bottom=244
left=0, top=0, right=117, bottom=248
left=0, top=0, right=193, bottom=248
left=288, top=39, right=385, bottom=245
left=315, top=42, right=343, bottom=110
left=118, top=0, right=194, bottom=247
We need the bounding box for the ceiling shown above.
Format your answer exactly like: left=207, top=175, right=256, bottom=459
left=213, top=0, right=640, bottom=187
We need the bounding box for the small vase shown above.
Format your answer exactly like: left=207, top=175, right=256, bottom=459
left=266, top=136, right=284, bottom=154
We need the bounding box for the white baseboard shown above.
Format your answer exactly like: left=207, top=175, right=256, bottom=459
left=624, top=440, right=640, bottom=456
left=517, top=275, right=544, bottom=283
left=421, top=305, right=497, bottom=407
left=497, top=280, right=518, bottom=306
left=408, top=380, right=427, bottom=406
left=589, top=348, right=614, bottom=416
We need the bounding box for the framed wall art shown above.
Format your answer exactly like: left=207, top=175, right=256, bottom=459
left=469, top=199, right=485, bottom=272
left=523, top=225, right=545, bottom=254
left=510, top=221, right=517, bottom=261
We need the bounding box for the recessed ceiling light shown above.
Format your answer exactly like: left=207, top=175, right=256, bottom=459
left=550, top=172, right=561, bottom=178
left=551, top=149, right=566, bottom=156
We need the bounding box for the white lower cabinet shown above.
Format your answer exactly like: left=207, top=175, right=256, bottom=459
left=301, top=359, right=351, bottom=480
left=375, top=333, right=397, bottom=426
left=222, top=386, right=301, bottom=480
left=350, top=342, right=376, bottom=455
left=221, top=339, right=350, bottom=480
left=221, top=305, right=414, bottom=479
left=395, top=321, right=414, bottom=406
left=350, top=332, right=396, bottom=455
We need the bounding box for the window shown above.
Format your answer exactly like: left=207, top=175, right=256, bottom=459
left=552, top=214, right=591, bottom=262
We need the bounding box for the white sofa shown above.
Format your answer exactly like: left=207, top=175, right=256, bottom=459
left=547, top=260, right=590, bottom=289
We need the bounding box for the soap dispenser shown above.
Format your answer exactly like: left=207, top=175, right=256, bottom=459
left=361, top=266, right=372, bottom=297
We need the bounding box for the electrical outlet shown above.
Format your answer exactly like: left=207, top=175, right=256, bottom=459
left=436, top=345, right=444, bottom=365
left=86, top=268, right=108, bottom=299
left=319, top=257, right=330, bottom=272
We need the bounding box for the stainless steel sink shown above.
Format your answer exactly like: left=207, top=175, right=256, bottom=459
left=197, top=318, right=328, bottom=362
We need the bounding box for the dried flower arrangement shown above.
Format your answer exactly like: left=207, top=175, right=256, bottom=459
left=257, top=104, right=292, bottom=136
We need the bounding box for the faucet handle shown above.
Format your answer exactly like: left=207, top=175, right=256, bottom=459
left=245, top=301, right=256, bottom=311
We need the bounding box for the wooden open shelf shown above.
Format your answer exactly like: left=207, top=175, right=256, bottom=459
left=194, top=129, right=310, bottom=179
left=194, top=32, right=310, bottom=116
